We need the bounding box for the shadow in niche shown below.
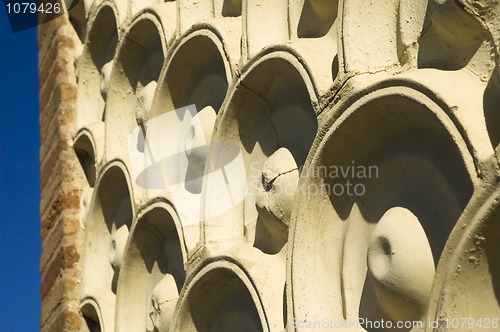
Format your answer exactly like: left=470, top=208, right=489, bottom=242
left=282, top=283, right=287, bottom=329
left=98, top=168, right=133, bottom=294
left=297, top=0, right=337, bottom=38
left=484, top=65, right=500, bottom=150
left=135, top=208, right=186, bottom=292
left=81, top=302, right=103, bottom=332
left=317, top=95, right=475, bottom=332
left=225, top=58, right=317, bottom=254
left=232, top=59, right=317, bottom=162
left=164, top=35, right=229, bottom=112
left=84, top=318, right=102, bottom=332
left=119, top=20, right=164, bottom=92
left=74, top=132, right=96, bottom=187
left=115, top=207, right=186, bottom=332
left=104, top=18, right=164, bottom=126
left=331, top=55, right=339, bottom=81
left=68, top=0, right=86, bottom=42
left=89, top=6, right=118, bottom=70
left=359, top=276, right=410, bottom=332
left=186, top=269, right=263, bottom=332
left=417, top=1, right=487, bottom=71
left=222, top=0, right=242, bottom=17
left=362, top=153, right=465, bottom=264
left=321, top=95, right=473, bottom=261
left=75, top=5, right=118, bottom=124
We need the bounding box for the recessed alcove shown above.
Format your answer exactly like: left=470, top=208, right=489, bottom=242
left=81, top=298, right=104, bottom=332
left=297, top=0, right=338, bottom=38
left=67, top=0, right=87, bottom=42
left=115, top=203, right=186, bottom=332
left=484, top=65, right=500, bottom=151
left=82, top=163, right=134, bottom=332
left=73, top=129, right=97, bottom=187
left=417, top=0, right=492, bottom=72
left=202, top=53, right=317, bottom=254
left=75, top=3, right=118, bottom=128
left=152, top=30, right=231, bottom=115
left=133, top=30, right=232, bottom=251
left=222, top=0, right=242, bottom=17
left=289, top=85, right=475, bottom=329
left=171, top=264, right=266, bottom=332
left=105, top=14, right=165, bottom=162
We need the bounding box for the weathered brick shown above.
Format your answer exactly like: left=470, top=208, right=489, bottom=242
left=40, top=191, right=81, bottom=241
left=39, top=9, right=84, bottom=331
left=41, top=304, right=84, bottom=332
left=40, top=209, right=81, bottom=273
left=40, top=243, right=80, bottom=300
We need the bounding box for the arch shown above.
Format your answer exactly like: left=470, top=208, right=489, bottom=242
left=73, top=128, right=99, bottom=187
left=201, top=51, right=318, bottom=254
left=104, top=12, right=166, bottom=163
left=151, top=28, right=232, bottom=116
left=80, top=298, right=104, bottom=332
left=126, top=28, right=233, bottom=253
left=171, top=261, right=268, bottom=332
left=296, top=0, right=338, bottom=38
left=81, top=161, right=135, bottom=332
left=288, top=82, right=476, bottom=329
left=75, top=2, right=119, bottom=129
left=417, top=0, right=494, bottom=73
left=115, top=201, right=187, bottom=332
left=67, top=0, right=88, bottom=42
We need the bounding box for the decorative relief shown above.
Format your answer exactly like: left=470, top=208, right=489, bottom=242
left=69, top=0, right=500, bottom=331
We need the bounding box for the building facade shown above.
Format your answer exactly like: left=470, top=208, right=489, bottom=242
left=40, top=0, right=500, bottom=331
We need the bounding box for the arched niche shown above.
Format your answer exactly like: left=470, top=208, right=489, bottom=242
left=105, top=13, right=165, bottom=164
left=67, top=0, right=88, bottom=42
left=131, top=29, right=231, bottom=252
left=288, top=83, right=475, bottom=331
left=341, top=0, right=495, bottom=77
left=151, top=29, right=231, bottom=115
left=417, top=0, right=494, bottom=75
left=115, top=202, right=187, bottom=332
left=218, top=0, right=242, bottom=17
left=81, top=162, right=134, bottom=332
left=73, top=128, right=99, bottom=187
left=75, top=2, right=119, bottom=129
left=201, top=52, right=318, bottom=255
left=170, top=262, right=267, bottom=332
left=80, top=298, right=104, bottom=332
left=295, top=0, right=338, bottom=39
left=484, top=63, right=500, bottom=152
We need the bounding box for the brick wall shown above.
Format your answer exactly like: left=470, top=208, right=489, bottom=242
left=38, top=14, right=86, bottom=332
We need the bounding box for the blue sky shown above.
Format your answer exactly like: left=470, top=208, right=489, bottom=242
left=0, top=8, right=42, bottom=331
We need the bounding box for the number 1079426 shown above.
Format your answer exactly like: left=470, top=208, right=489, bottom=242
left=5, top=2, right=62, bottom=14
